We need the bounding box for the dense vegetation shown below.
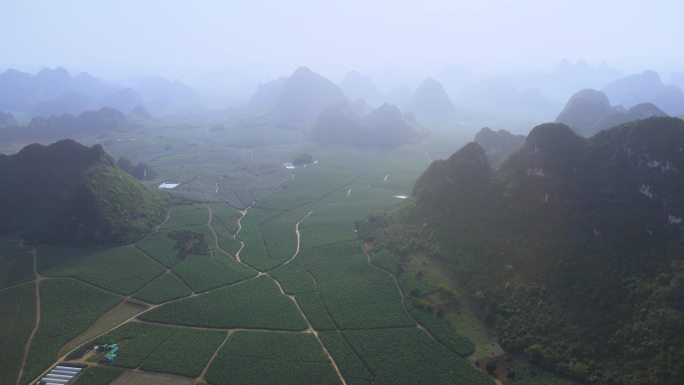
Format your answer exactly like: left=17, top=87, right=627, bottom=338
left=206, top=331, right=341, bottom=385
left=21, top=278, right=120, bottom=384
left=0, top=284, right=37, bottom=385
left=368, top=117, right=684, bottom=384
left=0, top=139, right=167, bottom=245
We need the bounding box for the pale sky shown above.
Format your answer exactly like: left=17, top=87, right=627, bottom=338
left=2, top=0, right=683, bottom=83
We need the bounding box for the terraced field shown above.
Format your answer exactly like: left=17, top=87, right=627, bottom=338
left=10, top=139, right=510, bottom=385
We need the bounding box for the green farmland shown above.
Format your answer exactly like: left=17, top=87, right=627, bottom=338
left=6, top=126, right=523, bottom=385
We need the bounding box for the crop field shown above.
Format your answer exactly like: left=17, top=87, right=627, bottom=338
left=295, top=292, right=337, bottom=330
left=344, top=328, right=494, bottom=385
left=160, top=205, right=210, bottom=230
left=139, top=276, right=307, bottom=330
left=0, top=251, right=34, bottom=288
left=136, top=231, right=182, bottom=267
left=0, top=284, right=37, bottom=385
left=207, top=203, right=240, bottom=235
left=92, top=322, right=177, bottom=367
left=319, top=331, right=373, bottom=385
left=205, top=331, right=341, bottom=385
left=21, top=278, right=121, bottom=384
left=8, top=132, right=507, bottom=385
left=269, top=262, right=315, bottom=294
left=71, top=366, right=124, bottom=385
left=37, top=245, right=164, bottom=295
left=133, top=272, right=192, bottom=304
left=139, top=328, right=226, bottom=377
left=171, top=254, right=254, bottom=293
left=60, top=301, right=148, bottom=356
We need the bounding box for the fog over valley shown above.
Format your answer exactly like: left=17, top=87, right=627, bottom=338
left=2, top=2, right=684, bottom=385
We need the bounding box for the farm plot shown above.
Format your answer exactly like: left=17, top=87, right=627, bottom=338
left=207, top=203, right=240, bottom=235
left=139, top=328, right=226, bottom=377
left=110, top=370, right=193, bottom=385
left=0, top=284, right=37, bottom=385
left=133, top=272, right=192, bottom=304
left=205, top=331, right=341, bottom=385
left=139, top=276, right=307, bottom=330
left=344, top=328, right=494, bottom=385
left=90, top=322, right=176, bottom=368
left=257, top=165, right=357, bottom=210
left=295, top=292, right=336, bottom=330
left=0, top=251, right=34, bottom=288
left=237, top=208, right=282, bottom=271
left=319, top=331, right=373, bottom=385
left=269, top=263, right=315, bottom=294
left=21, top=278, right=121, bottom=385
left=61, top=301, right=148, bottom=356
left=298, top=243, right=414, bottom=329
left=160, top=204, right=210, bottom=230
left=171, top=254, right=254, bottom=293
left=37, top=245, right=164, bottom=295
left=71, top=366, right=123, bottom=385
left=137, top=231, right=182, bottom=267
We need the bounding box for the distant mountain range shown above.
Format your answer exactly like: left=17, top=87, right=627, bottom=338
left=556, top=88, right=668, bottom=136
left=0, top=111, right=17, bottom=128
left=378, top=116, right=684, bottom=384
left=0, top=67, right=204, bottom=118
left=248, top=66, right=348, bottom=126
left=603, top=70, right=684, bottom=116
left=310, top=102, right=423, bottom=148
left=2, top=107, right=131, bottom=140
left=0, top=139, right=167, bottom=245
left=407, top=78, right=459, bottom=128
left=339, top=71, right=386, bottom=107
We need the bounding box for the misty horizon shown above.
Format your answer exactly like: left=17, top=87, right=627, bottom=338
left=3, top=0, right=684, bottom=91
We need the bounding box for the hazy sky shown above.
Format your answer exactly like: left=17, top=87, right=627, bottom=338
left=2, top=0, right=683, bottom=83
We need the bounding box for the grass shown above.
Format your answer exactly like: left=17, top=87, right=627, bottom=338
left=21, top=278, right=121, bottom=385
left=0, top=284, right=37, bottom=385
left=60, top=301, right=148, bottom=356
left=139, top=276, right=307, bottom=330
left=205, top=331, right=341, bottom=385
left=37, top=245, right=164, bottom=295
left=344, top=328, right=494, bottom=385
left=109, top=370, right=194, bottom=385
left=71, top=366, right=124, bottom=385
left=0, top=251, right=34, bottom=289
left=133, top=272, right=192, bottom=304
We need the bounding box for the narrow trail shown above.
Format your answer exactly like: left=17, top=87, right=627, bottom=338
left=269, top=276, right=348, bottom=385
left=233, top=204, right=253, bottom=263
left=383, top=174, right=390, bottom=183
left=16, top=248, right=42, bottom=385
left=193, top=331, right=232, bottom=385
left=281, top=210, right=314, bottom=266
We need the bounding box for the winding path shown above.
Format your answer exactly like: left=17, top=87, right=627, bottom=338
left=16, top=248, right=42, bottom=385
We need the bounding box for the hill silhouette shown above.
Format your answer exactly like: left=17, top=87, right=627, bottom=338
left=248, top=66, right=348, bottom=126
left=374, top=117, right=684, bottom=384
left=310, top=102, right=423, bottom=148
left=0, top=139, right=167, bottom=245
